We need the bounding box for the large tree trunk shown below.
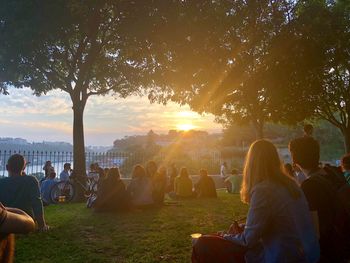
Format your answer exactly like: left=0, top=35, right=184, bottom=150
left=72, top=98, right=87, bottom=201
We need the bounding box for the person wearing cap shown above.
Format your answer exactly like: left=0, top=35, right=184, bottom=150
left=59, top=163, right=71, bottom=182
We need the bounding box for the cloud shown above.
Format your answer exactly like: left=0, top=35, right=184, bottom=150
left=0, top=87, right=221, bottom=145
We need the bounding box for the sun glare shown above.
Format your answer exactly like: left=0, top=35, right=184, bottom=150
left=176, top=123, right=196, bottom=131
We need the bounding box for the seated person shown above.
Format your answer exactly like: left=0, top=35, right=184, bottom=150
left=40, top=171, right=57, bottom=205
left=174, top=167, right=193, bottom=198
left=341, top=153, right=350, bottom=184
left=194, top=169, right=217, bottom=198
left=59, top=163, right=71, bottom=181
left=0, top=203, right=35, bottom=262
left=93, top=168, right=129, bottom=212
left=152, top=166, right=167, bottom=205
left=0, top=154, right=49, bottom=231
left=224, top=169, right=242, bottom=194
left=192, top=140, right=320, bottom=263
left=127, top=165, right=154, bottom=207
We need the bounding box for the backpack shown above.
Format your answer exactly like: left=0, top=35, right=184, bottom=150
left=322, top=166, right=350, bottom=259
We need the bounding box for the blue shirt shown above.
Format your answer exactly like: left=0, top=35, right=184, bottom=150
left=59, top=170, right=70, bottom=181
left=0, top=175, right=44, bottom=219
left=40, top=178, right=57, bottom=204
left=224, top=180, right=320, bottom=263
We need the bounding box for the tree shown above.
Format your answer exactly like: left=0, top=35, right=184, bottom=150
left=141, top=0, right=305, bottom=139
left=0, top=1, right=162, bottom=179
left=276, top=0, right=350, bottom=151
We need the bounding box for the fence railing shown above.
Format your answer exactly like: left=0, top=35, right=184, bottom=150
left=0, top=150, right=244, bottom=178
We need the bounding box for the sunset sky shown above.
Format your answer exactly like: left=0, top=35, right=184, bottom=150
left=0, top=87, right=222, bottom=146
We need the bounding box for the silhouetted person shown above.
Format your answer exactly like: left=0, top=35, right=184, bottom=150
left=127, top=165, right=154, bottom=207
left=152, top=166, right=167, bottom=205
left=94, top=168, right=129, bottom=212
left=174, top=167, right=193, bottom=198
left=303, top=124, right=314, bottom=137
left=167, top=163, right=177, bottom=193
left=289, top=136, right=345, bottom=262
left=195, top=169, right=217, bottom=198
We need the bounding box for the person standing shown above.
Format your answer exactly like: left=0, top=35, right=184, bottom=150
left=220, top=162, right=228, bottom=179
left=59, top=163, right=71, bottom=182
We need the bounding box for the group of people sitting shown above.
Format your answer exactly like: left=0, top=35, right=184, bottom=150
left=91, top=161, right=217, bottom=213
left=192, top=134, right=350, bottom=263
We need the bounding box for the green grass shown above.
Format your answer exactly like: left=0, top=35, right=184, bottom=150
left=16, top=191, right=248, bottom=263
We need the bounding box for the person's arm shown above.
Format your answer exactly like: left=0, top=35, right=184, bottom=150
left=28, top=177, right=48, bottom=231
left=0, top=204, right=35, bottom=234
left=223, top=184, right=271, bottom=248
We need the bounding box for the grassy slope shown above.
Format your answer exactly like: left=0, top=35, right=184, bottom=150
left=16, top=191, right=247, bottom=263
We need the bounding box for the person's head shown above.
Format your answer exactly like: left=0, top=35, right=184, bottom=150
left=158, top=166, right=166, bottom=176
left=146, top=161, right=157, bottom=177
left=303, top=124, right=313, bottom=136
left=49, top=171, right=56, bottom=179
left=97, top=167, right=105, bottom=180
left=132, top=164, right=146, bottom=179
left=231, top=168, right=238, bottom=175
left=341, top=154, right=350, bottom=172
left=222, top=162, right=227, bottom=167
left=90, top=163, right=95, bottom=171
left=180, top=167, right=189, bottom=178
left=6, top=154, right=26, bottom=176
left=45, top=161, right=52, bottom=167
left=64, top=163, right=71, bottom=171
left=104, top=168, right=110, bottom=175
left=107, top=167, right=121, bottom=179
left=199, top=169, right=208, bottom=178
left=241, top=140, right=300, bottom=204
left=289, top=136, right=320, bottom=171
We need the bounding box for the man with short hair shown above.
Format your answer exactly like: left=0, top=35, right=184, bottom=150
left=0, top=154, right=49, bottom=231
left=59, top=163, right=71, bottom=181
left=289, top=137, right=339, bottom=262
left=303, top=124, right=314, bottom=137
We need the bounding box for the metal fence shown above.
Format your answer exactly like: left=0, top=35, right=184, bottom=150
left=0, top=150, right=144, bottom=178
left=0, top=150, right=244, bottom=178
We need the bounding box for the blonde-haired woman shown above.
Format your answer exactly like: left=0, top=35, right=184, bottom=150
left=192, top=140, right=320, bottom=263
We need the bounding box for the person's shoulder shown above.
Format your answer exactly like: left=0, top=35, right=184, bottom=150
left=23, top=175, right=40, bottom=185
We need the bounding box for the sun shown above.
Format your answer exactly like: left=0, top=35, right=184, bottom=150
left=176, top=123, right=196, bottom=131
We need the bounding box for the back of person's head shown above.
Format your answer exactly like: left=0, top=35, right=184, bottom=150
left=341, top=154, right=350, bottom=171
left=158, top=166, right=166, bottom=176
left=289, top=137, right=320, bottom=170
left=49, top=171, right=56, bottom=179
left=146, top=161, right=157, bottom=177
left=107, top=167, right=121, bottom=179
left=231, top=168, right=238, bottom=175
left=242, top=140, right=300, bottom=204
left=132, top=164, right=146, bottom=179
left=98, top=167, right=105, bottom=179
left=199, top=169, right=208, bottom=177
left=303, top=124, right=313, bottom=136
left=223, top=162, right=227, bottom=167
left=64, top=163, right=71, bottom=170
left=6, top=154, right=26, bottom=175
left=180, top=167, right=189, bottom=178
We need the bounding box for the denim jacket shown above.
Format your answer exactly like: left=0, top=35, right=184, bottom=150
left=224, top=180, right=320, bottom=263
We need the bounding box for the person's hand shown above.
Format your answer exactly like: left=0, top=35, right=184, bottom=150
left=228, top=221, right=244, bottom=235
left=38, top=225, right=50, bottom=232
left=217, top=231, right=227, bottom=237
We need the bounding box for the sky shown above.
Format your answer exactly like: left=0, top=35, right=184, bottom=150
left=0, top=87, right=222, bottom=146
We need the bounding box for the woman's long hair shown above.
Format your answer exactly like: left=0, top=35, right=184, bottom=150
left=241, top=140, right=300, bottom=204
